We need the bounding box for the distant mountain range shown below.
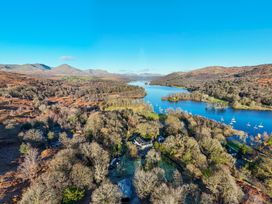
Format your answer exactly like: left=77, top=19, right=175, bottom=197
left=0, top=63, right=162, bottom=81
left=2, top=63, right=271, bottom=83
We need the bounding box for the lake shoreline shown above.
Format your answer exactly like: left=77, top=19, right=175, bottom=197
left=149, top=82, right=272, bottom=112
left=163, top=95, right=272, bottom=112
left=129, top=81, right=272, bottom=136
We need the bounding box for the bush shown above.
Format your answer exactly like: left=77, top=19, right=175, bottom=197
left=62, top=187, right=85, bottom=204
left=18, top=147, right=40, bottom=182
left=47, top=131, right=55, bottom=140
left=19, top=143, right=31, bottom=154
left=59, top=132, right=86, bottom=148
left=19, top=129, right=45, bottom=146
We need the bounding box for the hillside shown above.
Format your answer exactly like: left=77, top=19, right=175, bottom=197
left=151, top=64, right=272, bottom=110
left=152, top=66, right=247, bottom=87
left=0, top=64, right=51, bottom=75
left=151, top=64, right=272, bottom=87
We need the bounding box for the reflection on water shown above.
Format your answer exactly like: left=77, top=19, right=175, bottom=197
left=129, top=81, right=272, bottom=136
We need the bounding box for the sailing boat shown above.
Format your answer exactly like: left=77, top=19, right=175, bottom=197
left=258, top=123, right=264, bottom=128
left=246, top=122, right=251, bottom=127
left=221, top=117, right=224, bottom=122
left=231, top=117, right=236, bottom=123
left=159, top=107, right=163, bottom=114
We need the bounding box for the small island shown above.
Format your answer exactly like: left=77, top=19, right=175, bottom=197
left=162, top=91, right=228, bottom=110
left=162, top=90, right=272, bottom=111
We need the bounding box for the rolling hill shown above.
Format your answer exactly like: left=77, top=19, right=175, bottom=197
left=151, top=64, right=272, bottom=87
left=0, top=63, right=51, bottom=75
left=151, top=64, right=272, bottom=110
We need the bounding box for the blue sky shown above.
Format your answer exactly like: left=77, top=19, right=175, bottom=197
left=0, top=0, right=272, bottom=74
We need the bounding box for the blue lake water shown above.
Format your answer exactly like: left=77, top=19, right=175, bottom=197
left=130, top=81, right=272, bottom=137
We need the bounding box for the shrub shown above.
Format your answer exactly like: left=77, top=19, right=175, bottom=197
left=19, top=129, right=45, bottom=146
left=4, top=119, right=16, bottom=129
left=18, top=147, right=40, bottom=182
left=19, top=143, right=31, bottom=154
left=47, top=131, right=55, bottom=140
left=59, top=132, right=86, bottom=148
left=62, top=187, right=85, bottom=204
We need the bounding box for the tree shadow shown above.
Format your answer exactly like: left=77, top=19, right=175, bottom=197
left=0, top=124, right=21, bottom=175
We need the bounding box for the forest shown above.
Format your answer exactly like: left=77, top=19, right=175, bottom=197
left=0, top=71, right=271, bottom=204
left=10, top=105, right=272, bottom=204
left=151, top=65, right=272, bottom=111
left=0, top=76, right=145, bottom=101
left=194, top=78, right=272, bottom=110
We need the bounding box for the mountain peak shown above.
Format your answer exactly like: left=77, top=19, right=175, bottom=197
left=50, top=64, right=83, bottom=76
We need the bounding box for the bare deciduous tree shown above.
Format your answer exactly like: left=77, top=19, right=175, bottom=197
left=80, top=142, right=110, bottom=183
left=134, top=167, right=165, bottom=199
left=70, top=163, right=94, bottom=190
left=91, top=180, right=122, bottom=204
left=151, top=183, right=190, bottom=204
left=145, top=148, right=161, bottom=170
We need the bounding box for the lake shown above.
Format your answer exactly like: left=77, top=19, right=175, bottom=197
left=129, top=81, right=272, bottom=137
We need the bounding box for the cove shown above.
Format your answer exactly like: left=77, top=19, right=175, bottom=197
left=129, top=81, right=272, bottom=137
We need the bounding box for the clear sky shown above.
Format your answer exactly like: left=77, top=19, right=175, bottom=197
left=0, top=0, right=272, bottom=74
